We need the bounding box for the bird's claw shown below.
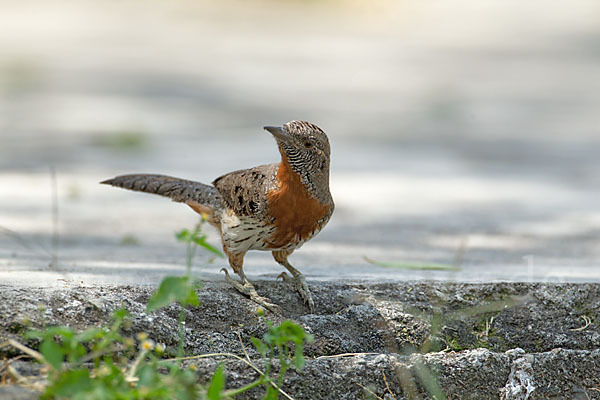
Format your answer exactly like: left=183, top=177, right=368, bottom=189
left=280, top=273, right=314, bottom=312
left=222, top=269, right=282, bottom=314
left=277, top=271, right=290, bottom=281
left=250, top=293, right=282, bottom=314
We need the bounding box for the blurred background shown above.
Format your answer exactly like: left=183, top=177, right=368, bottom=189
left=1, top=0, right=599, bottom=287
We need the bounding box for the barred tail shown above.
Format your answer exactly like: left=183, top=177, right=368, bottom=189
left=101, top=174, right=224, bottom=211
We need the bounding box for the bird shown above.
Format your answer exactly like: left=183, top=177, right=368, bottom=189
left=101, top=120, right=334, bottom=313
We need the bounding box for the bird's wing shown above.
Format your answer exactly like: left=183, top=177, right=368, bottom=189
left=212, top=163, right=279, bottom=217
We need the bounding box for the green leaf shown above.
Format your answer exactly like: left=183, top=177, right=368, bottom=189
left=75, top=328, right=104, bottom=342
left=263, top=386, right=279, bottom=400
left=207, top=364, right=226, bottom=400
left=146, top=276, right=200, bottom=312
left=175, top=229, right=191, bottom=242
left=137, top=363, right=159, bottom=387
left=24, top=330, right=44, bottom=340
left=45, top=368, right=93, bottom=398
left=40, top=339, right=64, bottom=370
left=251, top=337, right=268, bottom=357
left=270, top=320, right=311, bottom=347
left=110, top=308, right=130, bottom=332
left=255, top=320, right=312, bottom=373
left=113, top=308, right=129, bottom=321
left=364, top=256, right=461, bottom=271
left=192, top=236, right=225, bottom=258
left=293, top=345, right=306, bottom=369
left=43, top=326, right=76, bottom=339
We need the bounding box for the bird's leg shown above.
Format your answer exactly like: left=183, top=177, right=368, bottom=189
left=221, top=269, right=282, bottom=314
left=221, top=252, right=281, bottom=314
left=273, top=250, right=315, bottom=312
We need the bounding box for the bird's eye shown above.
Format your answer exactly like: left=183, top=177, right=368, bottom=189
left=304, top=141, right=313, bottom=148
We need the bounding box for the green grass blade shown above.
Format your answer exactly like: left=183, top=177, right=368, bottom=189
left=364, top=257, right=461, bottom=271
left=413, top=359, right=447, bottom=400
left=207, top=364, right=226, bottom=400
left=193, top=236, right=225, bottom=258
left=146, top=276, right=200, bottom=312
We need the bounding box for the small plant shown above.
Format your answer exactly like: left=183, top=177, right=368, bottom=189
left=9, top=311, right=313, bottom=399
left=146, top=217, right=223, bottom=356
left=175, top=217, right=225, bottom=276
left=25, top=309, right=199, bottom=399
left=250, top=320, right=314, bottom=399
left=192, top=319, right=314, bottom=399
left=5, top=219, right=313, bottom=399
left=145, top=218, right=314, bottom=399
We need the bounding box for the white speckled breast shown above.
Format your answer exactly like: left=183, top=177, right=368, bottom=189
left=220, top=209, right=274, bottom=253
left=219, top=208, right=326, bottom=253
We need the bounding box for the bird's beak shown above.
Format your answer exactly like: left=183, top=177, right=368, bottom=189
left=264, top=126, right=292, bottom=144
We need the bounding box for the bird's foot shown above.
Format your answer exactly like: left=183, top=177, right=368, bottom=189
left=277, top=272, right=315, bottom=312
left=221, top=268, right=282, bottom=314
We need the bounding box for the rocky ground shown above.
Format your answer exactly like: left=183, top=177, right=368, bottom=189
left=1, top=281, right=599, bottom=399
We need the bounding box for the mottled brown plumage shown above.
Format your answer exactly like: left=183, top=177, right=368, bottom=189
left=101, top=120, right=334, bottom=312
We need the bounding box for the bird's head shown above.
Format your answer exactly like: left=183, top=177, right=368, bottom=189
left=264, top=120, right=330, bottom=173
left=264, top=120, right=332, bottom=199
